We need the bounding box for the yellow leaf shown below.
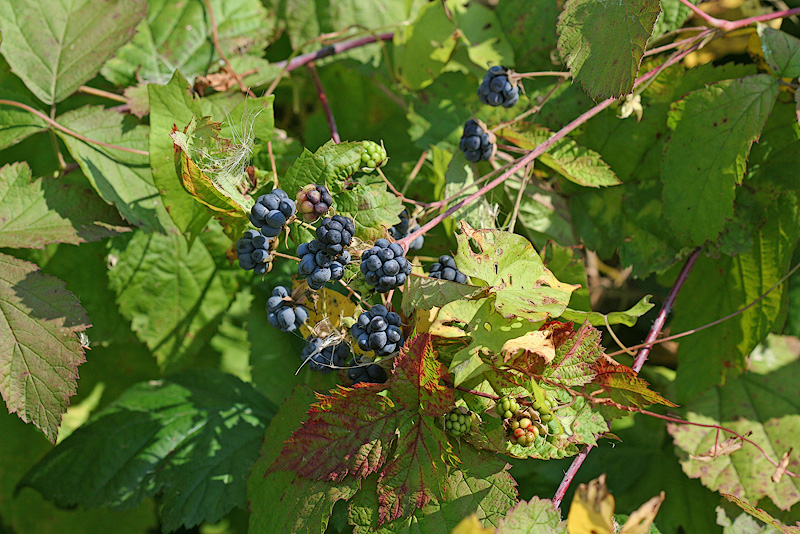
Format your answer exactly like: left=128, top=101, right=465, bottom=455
left=619, top=492, right=665, bottom=534
left=567, top=474, right=615, bottom=534
left=501, top=330, right=555, bottom=364
left=450, top=514, right=495, bottom=534
left=297, top=285, right=359, bottom=340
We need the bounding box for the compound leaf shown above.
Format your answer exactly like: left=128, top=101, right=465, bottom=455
left=557, top=0, right=661, bottom=100
left=0, top=253, right=89, bottom=443
left=0, top=162, right=128, bottom=248
left=19, top=369, right=276, bottom=532
left=662, top=75, right=780, bottom=246
left=0, top=0, right=146, bottom=104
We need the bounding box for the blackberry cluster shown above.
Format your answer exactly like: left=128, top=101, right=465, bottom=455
left=361, top=140, right=387, bottom=172
left=347, top=361, right=388, bottom=385
left=297, top=240, right=351, bottom=290
left=351, top=305, right=404, bottom=357
left=250, top=188, right=296, bottom=237
left=296, top=184, right=333, bottom=222
left=300, top=336, right=351, bottom=373
left=317, top=215, right=355, bottom=256
left=445, top=407, right=472, bottom=437
left=388, top=209, right=424, bottom=251
left=236, top=229, right=272, bottom=274
left=429, top=255, right=468, bottom=284
left=459, top=119, right=496, bottom=163
left=477, top=66, right=519, bottom=108
left=360, top=239, right=412, bottom=293
left=266, top=286, right=308, bottom=332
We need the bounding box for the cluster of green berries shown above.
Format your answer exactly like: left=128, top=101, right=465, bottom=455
left=495, top=395, right=520, bottom=419
left=360, top=140, right=387, bottom=172
left=444, top=406, right=472, bottom=437
left=509, top=416, right=539, bottom=447
left=496, top=393, right=561, bottom=447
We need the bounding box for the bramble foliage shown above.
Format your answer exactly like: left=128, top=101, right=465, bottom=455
left=1, top=0, right=800, bottom=533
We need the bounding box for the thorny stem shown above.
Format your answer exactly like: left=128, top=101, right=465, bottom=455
left=0, top=99, right=149, bottom=156
left=307, top=62, right=340, bottom=143
left=203, top=0, right=255, bottom=97
left=676, top=0, right=800, bottom=30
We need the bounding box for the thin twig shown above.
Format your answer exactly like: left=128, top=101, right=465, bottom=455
left=77, top=85, right=128, bottom=103
left=307, top=62, right=340, bottom=143
left=553, top=445, right=594, bottom=509
left=507, top=162, right=531, bottom=234
left=267, top=140, right=278, bottom=188
left=203, top=0, right=254, bottom=97
left=401, top=150, right=428, bottom=195
left=0, top=99, right=149, bottom=156
left=603, top=315, right=635, bottom=357
left=376, top=168, right=427, bottom=206
left=515, top=71, right=571, bottom=79
left=274, top=32, right=395, bottom=73
left=677, top=0, right=800, bottom=30
left=273, top=251, right=300, bottom=262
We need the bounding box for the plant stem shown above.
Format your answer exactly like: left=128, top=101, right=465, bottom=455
left=377, top=168, right=427, bottom=207
left=0, top=99, right=149, bottom=156
left=275, top=32, right=395, bottom=73
left=77, top=85, right=128, bottom=103
left=677, top=0, right=800, bottom=30
left=400, top=150, right=428, bottom=196
left=307, top=62, right=340, bottom=143
left=203, top=0, right=254, bottom=97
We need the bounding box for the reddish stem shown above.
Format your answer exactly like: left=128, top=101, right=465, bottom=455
left=307, top=62, right=340, bottom=143
left=275, top=33, right=395, bottom=73
left=677, top=0, right=800, bottom=30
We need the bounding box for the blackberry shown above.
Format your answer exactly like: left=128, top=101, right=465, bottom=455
left=300, top=336, right=351, bottom=373
left=359, top=239, right=412, bottom=293
left=477, top=66, right=520, bottom=108
left=350, top=304, right=404, bottom=358
left=347, top=361, right=389, bottom=385
left=297, top=239, right=350, bottom=290
left=296, top=184, right=333, bottom=222
left=429, top=255, right=468, bottom=284
left=266, top=286, right=309, bottom=332
left=388, top=209, right=424, bottom=251
left=316, top=215, right=355, bottom=256
left=250, top=188, right=296, bottom=237
left=459, top=119, right=496, bottom=163
left=361, top=140, right=388, bottom=172
left=236, top=229, right=272, bottom=275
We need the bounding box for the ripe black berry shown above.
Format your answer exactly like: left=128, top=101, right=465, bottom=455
left=300, top=336, right=351, bottom=373
left=266, top=286, right=308, bottom=332
left=459, top=119, right=496, bottom=163
left=236, top=229, right=273, bottom=275
left=429, top=255, right=468, bottom=284
left=350, top=305, right=404, bottom=358
left=297, top=239, right=351, bottom=290
left=359, top=239, right=412, bottom=293
left=477, top=66, right=520, bottom=108
left=296, top=184, right=333, bottom=222
left=388, top=209, right=424, bottom=251
left=316, top=215, right=355, bottom=256
left=250, top=188, right=296, bottom=237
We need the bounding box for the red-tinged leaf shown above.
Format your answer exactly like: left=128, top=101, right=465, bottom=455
left=0, top=253, right=89, bottom=442
left=721, top=493, right=800, bottom=533
left=390, top=334, right=454, bottom=416
left=544, top=321, right=603, bottom=387
left=594, top=357, right=678, bottom=408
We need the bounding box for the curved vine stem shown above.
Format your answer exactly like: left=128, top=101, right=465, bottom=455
left=676, top=0, right=800, bottom=31
left=307, top=61, right=340, bottom=143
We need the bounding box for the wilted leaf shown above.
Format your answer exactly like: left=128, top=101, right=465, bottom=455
left=544, top=321, right=604, bottom=387
left=566, top=474, right=615, bottom=534
left=19, top=369, right=276, bottom=532
left=0, top=253, right=89, bottom=442
left=451, top=514, right=495, bottom=534
left=0, top=0, right=146, bottom=103
left=619, top=493, right=665, bottom=534
left=501, top=330, right=555, bottom=365
left=0, top=162, right=128, bottom=248
left=592, top=357, right=678, bottom=414
left=772, top=449, right=793, bottom=484
left=690, top=433, right=749, bottom=462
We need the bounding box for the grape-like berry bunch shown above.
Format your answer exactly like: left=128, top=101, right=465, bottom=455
left=250, top=188, right=295, bottom=237
left=428, top=255, right=468, bottom=284
left=266, top=286, right=308, bottom=332
left=296, top=184, right=333, bottom=222
left=300, top=336, right=351, bottom=373
left=509, top=416, right=539, bottom=447
left=389, top=209, right=424, bottom=251
left=360, top=239, right=412, bottom=293
left=361, top=140, right=388, bottom=172
left=477, top=66, right=519, bottom=108
left=236, top=229, right=272, bottom=274
left=445, top=407, right=472, bottom=437
left=316, top=215, right=354, bottom=256
left=351, top=305, right=404, bottom=358
left=496, top=395, right=520, bottom=420
left=297, top=240, right=351, bottom=290
left=459, top=119, right=496, bottom=163
left=347, top=360, right=388, bottom=385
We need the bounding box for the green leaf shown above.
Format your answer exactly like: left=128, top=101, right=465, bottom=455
left=282, top=141, right=363, bottom=194
left=0, top=0, right=146, bottom=104
left=402, top=274, right=488, bottom=317
left=652, top=0, right=696, bottom=39
left=0, top=59, right=46, bottom=149
left=495, top=497, right=568, bottom=534
left=560, top=295, right=654, bottom=327
left=721, top=493, right=800, bottom=533
left=334, top=186, right=404, bottom=242
left=148, top=72, right=212, bottom=240
left=101, top=0, right=272, bottom=86
left=443, top=152, right=499, bottom=231
left=0, top=162, right=128, bottom=248
left=454, top=222, right=578, bottom=322
left=450, top=0, right=515, bottom=70
left=248, top=385, right=359, bottom=534
left=673, top=192, right=800, bottom=402
left=393, top=0, right=458, bottom=90
left=350, top=446, right=518, bottom=533
left=557, top=0, right=661, bottom=100
left=500, top=125, right=620, bottom=187
left=107, top=231, right=238, bottom=371
left=56, top=105, right=172, bottom=233
left=662, top=75, right=780, bottom=246
left=506, top=180, right=576, bottom=248
left=669, top=354, right=800, bottom=511
left=19, top=369, right=276, bottom=532
left=0, top=252, right=89, bottom=442
left=495, top=0, right=559, bottom=72
left=758, top=24, right=800, bottom=79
